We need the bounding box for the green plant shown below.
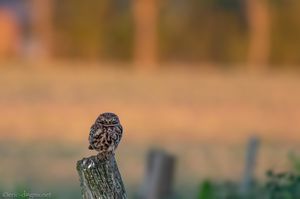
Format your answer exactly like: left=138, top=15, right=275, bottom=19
left=265, top=170, right=300, bottom=199
left=197, top=171, right=300, bottom=199
left=198, top=180, right=215, bottom=199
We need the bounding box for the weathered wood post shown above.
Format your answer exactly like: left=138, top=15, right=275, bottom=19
left=240, top=136, right=260, bottom=194
left=138, top=149, right=176, bottom=199
left=76, top=113, right=127, bottom=199
left=77, top=155, right=127, bottom=199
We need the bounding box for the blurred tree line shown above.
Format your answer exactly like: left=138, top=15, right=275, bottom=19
left=1, top=0, right=300, bottom=68
left=53, top=0, right=134, bottom=61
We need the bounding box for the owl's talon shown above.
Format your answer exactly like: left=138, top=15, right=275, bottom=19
left=97, top=152, right=113, bottom=161
left=96, top=153, right=103, bottom=160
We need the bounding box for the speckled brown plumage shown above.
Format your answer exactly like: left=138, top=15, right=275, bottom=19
left=88, top=112, right=123, bottom=160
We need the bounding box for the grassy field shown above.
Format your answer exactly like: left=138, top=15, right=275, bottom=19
left=0, top=65, right=299, bottom=198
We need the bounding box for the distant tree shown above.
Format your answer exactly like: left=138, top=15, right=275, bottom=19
left=0, top=8, right=21, bottom=59
left=29, top=0, right=54, bottom=60
left=245, top=0, right=271, bottom=69
left=132, top=0, right=158, bottom=70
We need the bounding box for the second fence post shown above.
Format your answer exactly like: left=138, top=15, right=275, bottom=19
left=139, top=149, right=176, bottom=199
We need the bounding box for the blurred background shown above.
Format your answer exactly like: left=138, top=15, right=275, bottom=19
left=0, top=0, right=300, bottom=198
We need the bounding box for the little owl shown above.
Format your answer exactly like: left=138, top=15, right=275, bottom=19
left=88, top=112, right=123, bottom=160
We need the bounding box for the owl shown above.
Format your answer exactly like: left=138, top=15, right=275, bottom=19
left=88, top=112, right=123, bottom=160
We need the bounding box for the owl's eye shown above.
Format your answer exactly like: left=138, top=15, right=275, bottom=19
left=112, top=118, right=118, bottom=124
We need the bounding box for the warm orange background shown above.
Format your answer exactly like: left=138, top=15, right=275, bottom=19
left=0, top=0, right=300, bottom=198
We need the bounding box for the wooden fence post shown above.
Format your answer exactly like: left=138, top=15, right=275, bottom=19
left=240, top=136, right=260, bottom=194
left=138, top=149, right=176, bottom=199
left=77, top=155, right=127, bottom=199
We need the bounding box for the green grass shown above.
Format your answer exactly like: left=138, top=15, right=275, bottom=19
left=197, top=171, right=300, bottom=199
